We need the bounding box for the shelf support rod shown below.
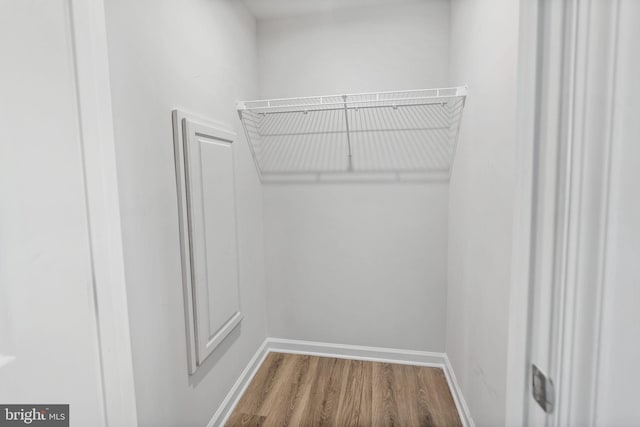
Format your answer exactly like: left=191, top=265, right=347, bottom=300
left=342, top=95, right=353, bottom=171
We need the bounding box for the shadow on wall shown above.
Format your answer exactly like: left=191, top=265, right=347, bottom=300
left=188, top=326, right=241, bottom=387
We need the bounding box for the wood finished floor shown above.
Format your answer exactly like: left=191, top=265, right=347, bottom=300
left=226, top=352, right=462, bottom=427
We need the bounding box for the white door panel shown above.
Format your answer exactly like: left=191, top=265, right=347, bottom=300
left=173, top=111, right=242, bottom=374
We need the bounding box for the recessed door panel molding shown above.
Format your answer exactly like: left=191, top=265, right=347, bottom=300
left=172, top=110, right=242, bottom=374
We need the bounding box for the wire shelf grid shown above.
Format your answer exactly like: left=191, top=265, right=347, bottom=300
left=237, top=87, right=467, bottom=182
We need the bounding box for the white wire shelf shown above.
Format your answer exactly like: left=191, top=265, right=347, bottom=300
left=237, top=87, right=467, bottom=182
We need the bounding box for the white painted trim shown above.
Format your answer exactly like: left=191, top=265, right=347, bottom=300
left=68, top=0, right=138, bottom=426
left=511, top=1, right=623, bottom=425
left=207, top=340, right=270, bottom=427
left=443, top=355, right=475, bottom=427
left=553, top=2, right=621, bottom=425
left=209, top=338, right=474, bottom=427
left=172, top=109, right=243, bottom=374
left=267, top=338, right=445, bottom=367
left=504, top=0, right=541, bottom=424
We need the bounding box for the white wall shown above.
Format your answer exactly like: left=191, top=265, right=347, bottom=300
left=258, top=1, right=450, bottom=98
left=264, top=184, right=449, bottom=350
left=258, top=0, right=451, bottom=351
left=103, top=0, right=266, bottom=425
left=446, top=0, right=519, bottom=425
left=0, top=1, right=106, bottom=424
left=595, top=1, right=640, bottom=424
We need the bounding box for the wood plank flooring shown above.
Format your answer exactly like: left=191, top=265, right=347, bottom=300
left=226, top=352, right=462, bottom=427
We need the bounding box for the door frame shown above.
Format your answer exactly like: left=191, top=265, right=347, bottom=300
left=505, top=0, right=621, bottom=425
left=69, top=0, right=138, bottom=424
left=504, top=0, right=541, bottom=423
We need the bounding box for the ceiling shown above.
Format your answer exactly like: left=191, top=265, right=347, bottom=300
left=241, top=0, right=428, bottom=20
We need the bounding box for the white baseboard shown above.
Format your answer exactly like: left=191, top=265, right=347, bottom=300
left=267, top=337, right=446, bottom=367
left=208, top=337, right=474, bottom=427
left=443, top=354, right=475, bottom=427
left=207, top=339, right=269, bottom=427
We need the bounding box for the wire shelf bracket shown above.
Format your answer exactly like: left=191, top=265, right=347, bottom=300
left=237, top=86, right=467, bottom=182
